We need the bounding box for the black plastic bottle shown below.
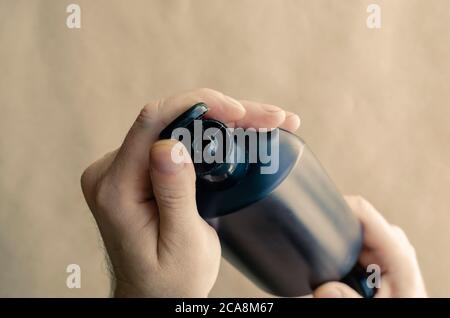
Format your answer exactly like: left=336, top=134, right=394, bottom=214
left=159, top=103, right=374, bottom=297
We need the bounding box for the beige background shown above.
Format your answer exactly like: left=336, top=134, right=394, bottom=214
left=0, top=0, right=449, bottom=297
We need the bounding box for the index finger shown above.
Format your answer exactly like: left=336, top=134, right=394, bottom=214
left=110, top=88, right=247, bottom=198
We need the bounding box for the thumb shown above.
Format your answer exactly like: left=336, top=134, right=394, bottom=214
left=313, top=282, right=362, bottom=298
left=149, top=140, right=200, bottom=236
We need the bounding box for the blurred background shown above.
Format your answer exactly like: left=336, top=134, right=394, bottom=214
left=1, top=0, right=449, bottom=297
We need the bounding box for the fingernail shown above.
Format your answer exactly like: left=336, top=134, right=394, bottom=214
left=151, top=141, right=186, bottom=174
left=261, top=103, right=283, bottom=113
left=224, top=95, right=246, bottom=113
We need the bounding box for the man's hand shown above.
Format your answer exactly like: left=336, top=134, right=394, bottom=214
left=80, top=88, right=300, bottom=297
left=314, top=196, right=427, bottom=298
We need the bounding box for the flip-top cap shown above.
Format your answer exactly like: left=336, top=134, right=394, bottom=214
left=159, top=103, right=208, bottom=140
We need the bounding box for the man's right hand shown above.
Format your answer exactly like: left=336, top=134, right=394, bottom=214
left=80, top=88, right=301, bottom=297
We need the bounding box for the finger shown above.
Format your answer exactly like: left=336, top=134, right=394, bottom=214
left=164, top=88, right=246, bottom=124
left=390, top=225, right=410, bottom=245
left=359, top=247, right=379, bottom=267
left=314, top=282, right=362, bottom=298
left=80, top=149, right=119, bottom=208
left=233, top=100, right=286, bottom=129
left=148, top=140, right=200, bottom=239
left=110, top=88, right=246, bottom=198
left=345, top=196, right=397, bottom=252
left=280, top=111, right=301, bottom=132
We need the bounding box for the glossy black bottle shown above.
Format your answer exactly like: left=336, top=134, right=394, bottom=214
left=159, top=103, right=373, bottom=297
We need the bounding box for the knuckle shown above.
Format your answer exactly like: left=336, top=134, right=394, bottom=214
left=80, top=164, right=100, bottom=201
left=93, top=176, right=120, bottom=211
left=80, top=166, right=93, bottom=192
left=155, top=186, right=191, bottom=210
left=93, top=180, right=109, bottom=210
left=354, top=195, right=369, bottom=209
left=408, top=244, right=417, bottom=256
left=389, top=224, right=417, bottom=256
left=399, top=242, right=416, bottom=259
left=80, top=154, right=125, bottom=215
left=207, top=225, right=220, bottom=248
left=136, top=101, right=160, bottom=126
left=391, top=225, right=406, bottom=237
left=195, top=87, right=219, bottom=98
left=391, top=225, right=414, bottom=248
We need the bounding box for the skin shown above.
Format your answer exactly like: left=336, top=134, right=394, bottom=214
left=80, top=88, right=300, bottom=297
left=81, top=88, right=426, bottom=297
left=314, top=196, right=427, bottom=298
